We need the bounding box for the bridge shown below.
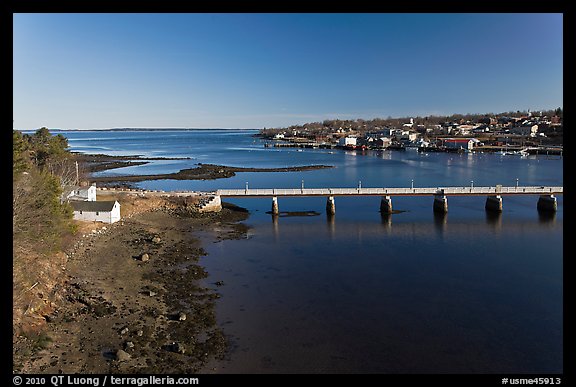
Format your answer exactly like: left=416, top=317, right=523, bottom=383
left=216, top=185, right=563, bottom=214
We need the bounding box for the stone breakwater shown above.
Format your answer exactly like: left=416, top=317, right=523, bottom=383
left=97, top=187, right=221, bottom=213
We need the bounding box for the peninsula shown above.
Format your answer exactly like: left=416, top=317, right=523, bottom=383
left=74, top=153, right=333, bottom=186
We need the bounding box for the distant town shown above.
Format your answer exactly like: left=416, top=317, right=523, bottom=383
left=258, top=109, right=563, bottom=155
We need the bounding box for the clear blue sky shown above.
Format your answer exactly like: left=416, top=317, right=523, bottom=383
left=13, top=13, right=563, bottom=130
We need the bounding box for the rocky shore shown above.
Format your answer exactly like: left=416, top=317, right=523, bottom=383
left=13, top=152, right=331, bottom=373
left=13, top=194, right=249, bottom=374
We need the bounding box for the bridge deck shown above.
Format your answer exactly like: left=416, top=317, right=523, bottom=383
left=217, top=186, right=563, bottom=197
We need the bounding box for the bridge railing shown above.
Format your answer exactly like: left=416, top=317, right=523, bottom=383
left=216, top=186, right=563, bottom=197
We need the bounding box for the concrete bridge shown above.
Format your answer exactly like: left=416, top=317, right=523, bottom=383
left=216, top=185, right=563, bottom=214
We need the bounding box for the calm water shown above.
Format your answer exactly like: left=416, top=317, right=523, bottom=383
left=61, top=129, right=563, bottom=373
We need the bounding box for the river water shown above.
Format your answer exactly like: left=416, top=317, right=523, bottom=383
left=61, top=129, right=563, bottom=373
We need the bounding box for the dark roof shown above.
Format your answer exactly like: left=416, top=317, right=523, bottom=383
left=70, top=200, right=118, bottom=212
left=63, top=185, right=92, bottom=194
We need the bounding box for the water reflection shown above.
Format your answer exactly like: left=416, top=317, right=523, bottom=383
left=485, top=210, right=503, bottom=231
left=327, top=213, right=336, bottom=240
left=380, top=212, right=393, bottom=233
left=207, top=210, right=562, bottom=373
left=266, top=210, right=560, bottom=240
left=538, top=210, right=557, bottom=225
left=272, top=214, right=279, bottom=240
left=433, top=211, right=448, bottom=235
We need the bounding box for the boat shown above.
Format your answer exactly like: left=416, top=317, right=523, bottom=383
left=500, top=150, right=527, bottom=156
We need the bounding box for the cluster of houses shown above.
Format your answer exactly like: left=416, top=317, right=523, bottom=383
left=334, top=134, right=479, bottom=151
left=264, top=110, right=562, bottom=151
left=62, top=183, right=121, bottom=224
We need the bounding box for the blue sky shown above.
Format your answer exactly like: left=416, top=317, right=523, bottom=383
left=13, top=13, right=562, bottom=129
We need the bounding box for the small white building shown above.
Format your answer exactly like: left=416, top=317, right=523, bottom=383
left=64, top=183, right=97, bottom=202
left=338, top=136, right=357, bottom=147
left=391, top=129, right=410, bottom=139
left=375, top=137, right=391, bottom=148
left=510, top=125, right=539, bottom=137
left=442, top=138, right=476, bottom=150
left=400, top=131, right=419, bottom=141
left=70, top=200, right=121, bottom=224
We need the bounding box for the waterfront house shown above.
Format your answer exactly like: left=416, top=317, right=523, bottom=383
left=62, top=183, right=97, bottom=202
left=442, top=138, right=475, bottom=150
left=70, top=200, right=121, bottom=224
left=338, top=136, right=357, bottom=147
left=375, top=137, right=392, bottom=148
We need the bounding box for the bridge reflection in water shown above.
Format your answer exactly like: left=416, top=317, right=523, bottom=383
left=266, top=208, right=558, bottom=242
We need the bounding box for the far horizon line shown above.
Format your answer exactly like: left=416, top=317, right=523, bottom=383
left=15, top=127, right=261, bottom=132
left=13, top=106, right=563, bottom=132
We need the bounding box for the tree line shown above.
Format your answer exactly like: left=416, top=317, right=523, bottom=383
left=261, top=108, right=563, bottom=135
left=13, top=128, right=76, bottom=250
left=13, top=128, right=78, bottom=334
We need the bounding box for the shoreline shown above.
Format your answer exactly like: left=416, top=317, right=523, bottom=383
left=73, top=153, right=192, bottom=174
left=13, top=193, right=250, bottom=373
left=15, top=147, right=333, bottom=372
left=74, top=153, right=333, bottom=187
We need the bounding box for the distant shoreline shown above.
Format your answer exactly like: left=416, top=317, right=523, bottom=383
left=19, top=128, right=259, bottom=132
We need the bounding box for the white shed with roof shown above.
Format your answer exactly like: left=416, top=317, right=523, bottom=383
left=70, top=200, right=120, bottom=223
left=64, top=183, right=97, bottom=202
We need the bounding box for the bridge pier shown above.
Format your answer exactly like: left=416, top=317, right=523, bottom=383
left=537, top=195, right=557, bottom=212
left=326, top=196, right=336, bottom=215
left=216, top=186, right=562, bottom=216
left=380, top=196, right=393, bottom=214
left=485, top=195, right=503, bottom=212
left=433, top=195, right=448, bottom=213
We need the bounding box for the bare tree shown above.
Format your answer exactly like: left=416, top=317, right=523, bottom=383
left=46, top=158, right=78, bottom=187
